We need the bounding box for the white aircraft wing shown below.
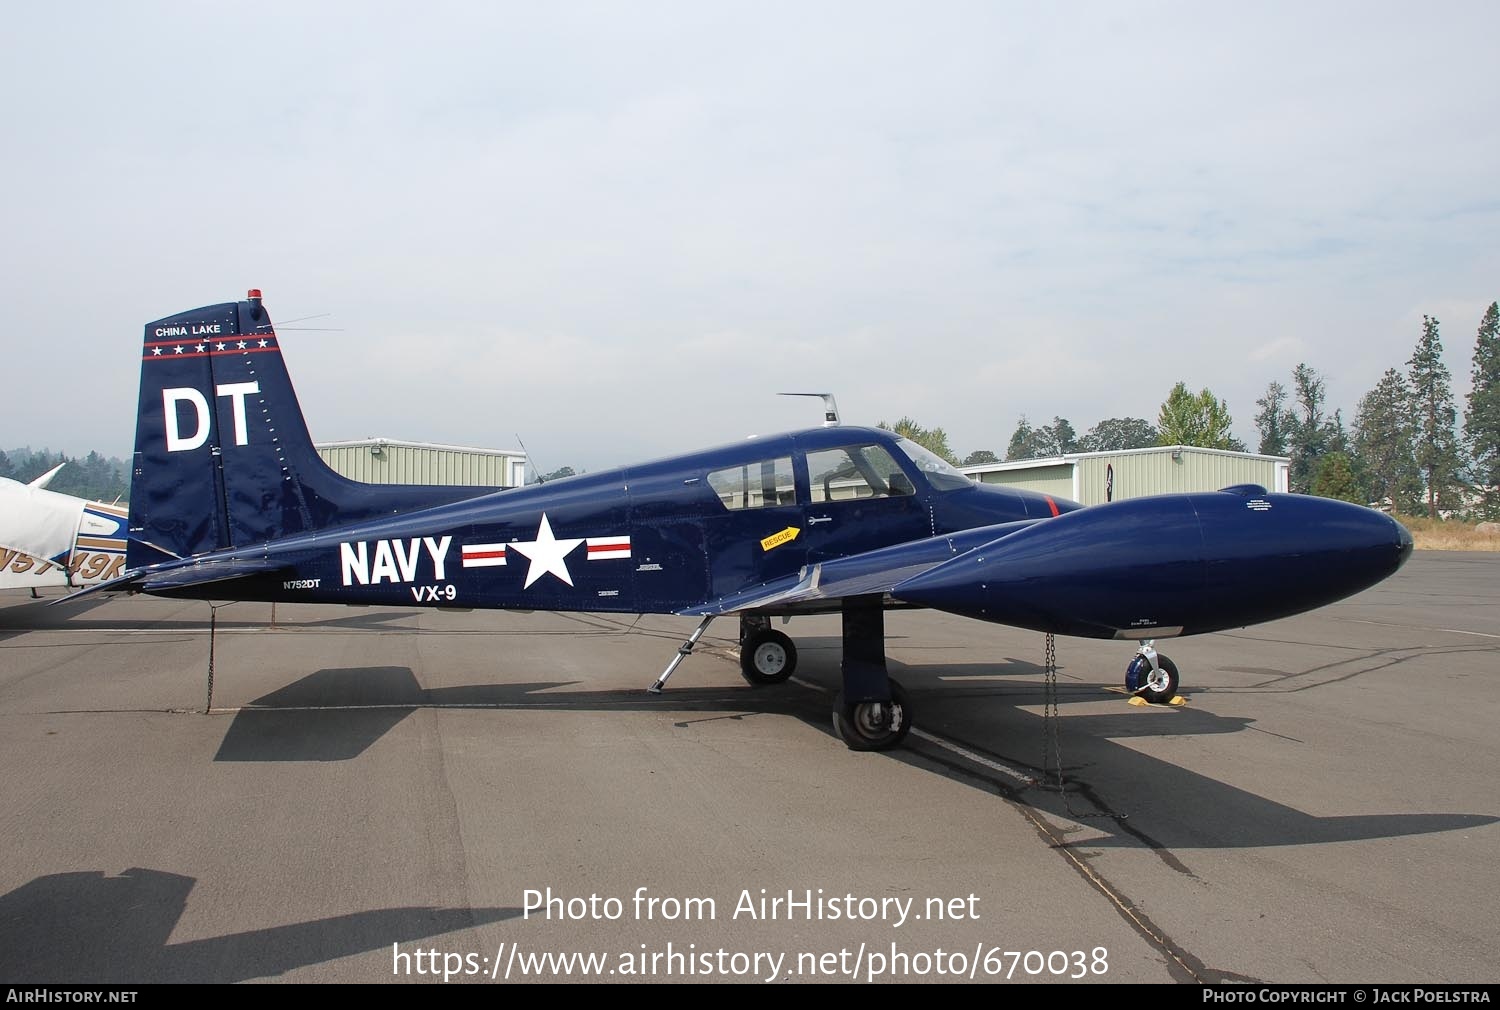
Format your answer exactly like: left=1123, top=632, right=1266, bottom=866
left=0, top=476, right=83, bottom=559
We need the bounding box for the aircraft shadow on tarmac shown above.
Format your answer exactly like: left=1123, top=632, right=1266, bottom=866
left=212, top=665, right=821, bottom=763
left=873, top=655, right=1500, bottom=854
left=212, top=661, right=1497, bottom=855
left=903, top=690, right=1497, bottom=853
left=0, top=599, right=418, bottom=639
left=0, top=597, right=125, bottom=640
left=0, top=867, right=520, bottom=983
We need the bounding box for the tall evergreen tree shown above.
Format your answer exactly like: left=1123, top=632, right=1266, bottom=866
left=1157, top=383, right=1244, bottom=450
left=1407, top=315, right=1463, bottom=517
left=1287, top=364, right=1330, bottom=493
left=1464, top=301, right=1500, bottom=519
left=14, top=449, right=61, bottom=485
left=1310, top=451, right=1363, bottom=503
left=1326, top=408, right=1351, bottom=456
left=1254, top=381, right=1295, bottom=456
left=1005, top=417, right=1036, bottom=461
left=1353, top=368, right=1423, bottom=513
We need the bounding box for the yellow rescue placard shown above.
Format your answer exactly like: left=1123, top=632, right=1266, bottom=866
left=760, top=526, right=801, bottom=551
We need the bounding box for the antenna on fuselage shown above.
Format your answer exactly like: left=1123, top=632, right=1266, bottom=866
left=516, top=434, right=544, bottom=484
left=778, top=392, right=840, bottom=427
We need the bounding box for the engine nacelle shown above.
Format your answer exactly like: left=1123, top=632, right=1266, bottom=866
left=892, top=489, right=1413, bottom=639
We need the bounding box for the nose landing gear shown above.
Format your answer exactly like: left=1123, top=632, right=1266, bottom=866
left=1125, top=640, right=1179, bottom=704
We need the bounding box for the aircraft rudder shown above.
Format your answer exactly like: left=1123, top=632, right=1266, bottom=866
left=129, top=290, right=331, bottom=562
left=129, top=299, right=240, bottom=564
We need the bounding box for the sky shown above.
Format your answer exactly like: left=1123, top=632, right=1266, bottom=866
left=3, top=2, right=1498, bottom=472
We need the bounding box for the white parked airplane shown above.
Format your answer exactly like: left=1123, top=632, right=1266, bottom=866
left=0, top=468, right=128, bottom=593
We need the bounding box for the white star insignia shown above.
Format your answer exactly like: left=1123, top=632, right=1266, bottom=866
left=174, top=346, right=184, bottom=354
left=195, top=343, right=206, bottom=352
left=151, top=347, right=162, bottom=356
left=237, top=340, right=248, bottom=349
left=508, top=513, right=584, bottom=588
left=215, top=342, right=226, bottom=351
left=258, top=338, right=270, bottom=347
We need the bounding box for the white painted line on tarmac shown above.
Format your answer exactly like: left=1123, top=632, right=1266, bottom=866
left=1339, top=618, right=1500, bottom=640
left=909, top=729, right=1035, bottom=784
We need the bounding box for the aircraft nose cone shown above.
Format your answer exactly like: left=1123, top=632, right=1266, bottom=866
left=1393, top=515, right=1414, bottom=564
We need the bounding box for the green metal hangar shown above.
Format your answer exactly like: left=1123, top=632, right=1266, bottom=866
left=959, top=445, right=1290, bottom=507
left=316, top=438, right=528, bottom=489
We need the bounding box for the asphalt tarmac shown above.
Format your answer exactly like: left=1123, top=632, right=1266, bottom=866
left=0, top=550, right=1495, bottom=984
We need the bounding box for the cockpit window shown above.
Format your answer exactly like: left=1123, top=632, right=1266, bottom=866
left=893, top=437, right=972, bottom=491
left=708, top=456, right=797, bottom=510
left=807, top=444, right=915, bottom=502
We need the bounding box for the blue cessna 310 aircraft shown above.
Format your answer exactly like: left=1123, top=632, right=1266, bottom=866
left=74, top=291, right=1413, bottom=750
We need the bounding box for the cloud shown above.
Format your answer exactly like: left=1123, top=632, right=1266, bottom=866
left=1, top=2, right=1497, bottom=466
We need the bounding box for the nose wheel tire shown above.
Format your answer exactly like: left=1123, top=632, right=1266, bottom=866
left=740, top=628, right=797, bottom=686
left=1131, top=654, right=1180, bottom=704
left=832, top=679, right=911, bottom=751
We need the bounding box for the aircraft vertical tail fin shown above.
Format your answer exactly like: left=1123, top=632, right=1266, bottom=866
left=128, top=290, right=493, bottom=567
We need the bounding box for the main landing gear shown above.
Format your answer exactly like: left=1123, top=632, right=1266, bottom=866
left=648, top=596, right=912, bottom=752
left=832, top=679, right=910, bottom=752
left=829, top=595, right=910, bottom=750
left=1125, top=640, right=1180, bottom=704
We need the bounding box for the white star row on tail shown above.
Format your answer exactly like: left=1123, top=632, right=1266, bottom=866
left=149, top=338, right=274, bottom=356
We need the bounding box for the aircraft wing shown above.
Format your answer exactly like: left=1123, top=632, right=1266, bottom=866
left=0, top=476, right=83, bottom=561
left=27, top=462, right=67, bottom=489
left=678, top=519, right=1042, bottom=616
left=0, top=476, right=132, bottom=592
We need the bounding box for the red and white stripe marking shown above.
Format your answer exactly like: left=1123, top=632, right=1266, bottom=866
left=462, top=544, right=508, bottom=568
left=586, top=536, right=631, bottom=560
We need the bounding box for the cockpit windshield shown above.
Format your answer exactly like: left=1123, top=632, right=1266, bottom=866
left=893, top=437, right=973, bottom=492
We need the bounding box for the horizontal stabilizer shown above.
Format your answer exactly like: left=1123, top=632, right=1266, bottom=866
left=136, top=557, right=288, bottom=591
left=52, top=556, right=288, bottom=605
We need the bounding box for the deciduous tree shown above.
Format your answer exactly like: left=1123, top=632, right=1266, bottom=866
left=878, top=417, right=958, bottom=465
left=1078, top=417, right=1157, bottom=453
left=1005, top=416, right=1076, bottom=459
left=1156, top=383, right=1243, bottom=450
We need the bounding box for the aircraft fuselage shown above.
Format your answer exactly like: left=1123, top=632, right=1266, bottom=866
left=143, top=427, right=1068, bottom=616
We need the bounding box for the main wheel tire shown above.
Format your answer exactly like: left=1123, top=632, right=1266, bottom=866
left=832, top=679, right=912, bottom=751
left=739, top=628, right=797, bottom=685
left=1138, top=654, right=1180, bottom=704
